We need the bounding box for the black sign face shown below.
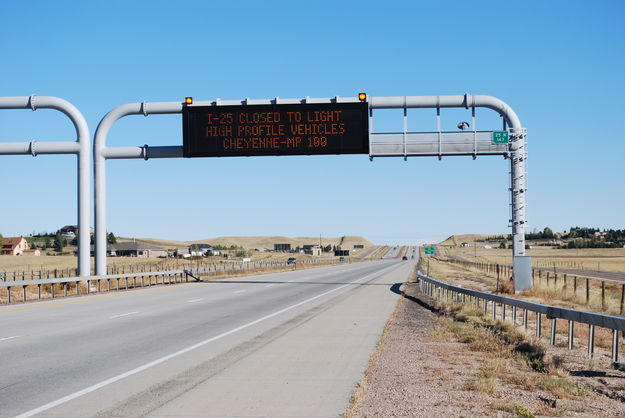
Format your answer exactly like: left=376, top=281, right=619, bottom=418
left=183, top=102, right=369, bottom=157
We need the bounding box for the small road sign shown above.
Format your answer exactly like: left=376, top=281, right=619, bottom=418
left=491, top=131, right=509, bottom=144
left=425, top=246, right=435, bottom=255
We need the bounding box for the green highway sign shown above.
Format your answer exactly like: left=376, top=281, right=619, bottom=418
left=424, top=246, right=435, bottom=255
left=492, top=131, right=509, bottom=144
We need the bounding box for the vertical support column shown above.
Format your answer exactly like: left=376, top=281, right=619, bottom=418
left=523, top=309, right=528, bottom=329
left=611, top=330, right=619, bottom=363
left=568, top=320, right=574, bottom=350
left=510, top=128, right=531, bottom=292
left=588, top=324, right=595, bottom=358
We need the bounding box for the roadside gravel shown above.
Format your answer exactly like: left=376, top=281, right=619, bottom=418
left=348, top=280, right=625, bottom=417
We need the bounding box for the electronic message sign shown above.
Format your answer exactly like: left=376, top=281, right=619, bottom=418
left=183, top=102, right=369, bottom=157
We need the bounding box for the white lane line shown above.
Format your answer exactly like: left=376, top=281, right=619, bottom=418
left=264, top=284, right=274, bottom=288
left=233, top=289, right=246, bottom=294
left=109, top=311, right=139, bottom=319
left=188, top=298, right=204, bottom=303
left=15, top=262, right=402, bottom=418
left=0, top=335, right=19, bottom=342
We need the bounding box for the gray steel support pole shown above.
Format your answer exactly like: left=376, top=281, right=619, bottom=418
left=94, top=102, right=183, bottom=274
left=371, top=95, right=528, bottom=290
left=0, top=96, right=90, bottom=277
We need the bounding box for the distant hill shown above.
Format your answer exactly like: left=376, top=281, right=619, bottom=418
left=438, top=234, right=491, bottom=246
left=118, top=235, right=373, bottom=250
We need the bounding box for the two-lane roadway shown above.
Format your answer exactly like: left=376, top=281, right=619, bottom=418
left=1, top=254, right=417, bottom=417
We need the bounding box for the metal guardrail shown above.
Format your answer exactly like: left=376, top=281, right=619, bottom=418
left=442, top=256, right=625, bottom=313
left=417, top=272, right=624, bottom=362
left=0, top=258, right=346, bottom=305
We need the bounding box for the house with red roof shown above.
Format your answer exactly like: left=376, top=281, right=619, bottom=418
left=1, top=237, right=30, bottom=256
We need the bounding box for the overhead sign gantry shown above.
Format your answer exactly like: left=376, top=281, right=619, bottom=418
left=94, top=93, right=530, bottom=291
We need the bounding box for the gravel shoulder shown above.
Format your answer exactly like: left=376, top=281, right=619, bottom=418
left=347, top=278, right=625, bottom=417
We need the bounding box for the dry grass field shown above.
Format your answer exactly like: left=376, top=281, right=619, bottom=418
left=438, top=234, right=625, bottom=273
left=423, top=236, right=625, bottom=353
left=421, top=255, right=622, bottom=352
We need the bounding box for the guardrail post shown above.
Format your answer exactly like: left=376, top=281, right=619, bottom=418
left=568, top=320, right=574, bottom=349
left=483, top=299, right=488, bottom=314
left=536, top=313, right=542, bottom=338
left=51, top=284, right=55, bottom=299
left=76, top=282, right=80, bottom=296
left=512, top=306, right=517, bottom=324
left=492, top=302, right=497, bottom=320
left=502, top=304, right=506, bottom=321
left=550, top=318, right=557, bottom=345
left=64, top=283, right=68, bottom=297
left=38, top=284, right=41, bottom=300
left=588, top=324, right=595, bottom=358
left=621, top=284, right=625, bottom=315
left=7, top=287, right=11, bottom=304
left=22, top=286, right=26, bottom=302
left=612, top=330, right=619, bottom=363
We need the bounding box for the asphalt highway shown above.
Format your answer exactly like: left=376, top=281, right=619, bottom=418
left=0, top=255, right=417, bottom=417
left=382, top=245, right=402, bottom=259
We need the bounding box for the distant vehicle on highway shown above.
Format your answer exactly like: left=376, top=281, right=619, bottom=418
left=287, top=257, right=297, bottom=265
left=339, top=257, right=346, bottom=262
left=402, top=256, right=408, bottom=260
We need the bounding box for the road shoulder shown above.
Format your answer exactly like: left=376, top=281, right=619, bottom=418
left=347, top=280, right=625, bottom=417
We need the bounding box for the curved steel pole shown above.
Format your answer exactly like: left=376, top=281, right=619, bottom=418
left=0, top=96, right=91, bottom=277
left=370, top=94, right=526, bottom=260
left=94, top=102, right=183, bottom=275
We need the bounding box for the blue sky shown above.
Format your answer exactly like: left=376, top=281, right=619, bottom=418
left=1, top=0, right=623, bottom=245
